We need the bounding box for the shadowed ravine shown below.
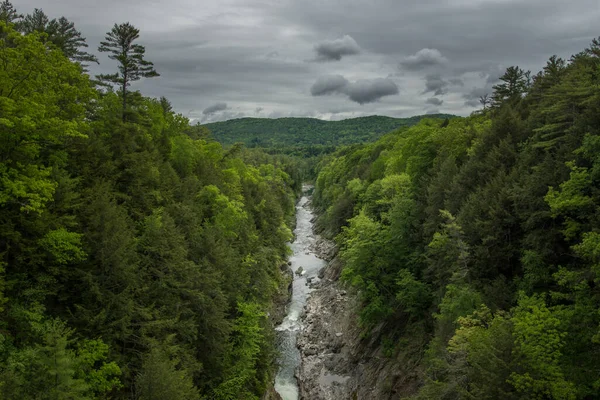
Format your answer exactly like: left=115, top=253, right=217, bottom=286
left=274, top=186, right=326, bottom=400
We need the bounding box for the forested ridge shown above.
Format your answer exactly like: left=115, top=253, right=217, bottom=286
left=0, top=3, right=303, bottom=399
left=205, top=114, right=455, bottom=158
left=313, top=40, right=600, bottom=398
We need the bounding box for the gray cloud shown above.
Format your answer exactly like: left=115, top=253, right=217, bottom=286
left=203, top=102, right=228, bottom=115
left=426, top=97, right=443, bottom=106
left=311, top=76, right=398, bottom=104
left=400, top=48, right=448, bottom=70
left=14, top=0, right=600, bottom=119
left=463, top=87, right=492, bottom=108
left=345, top=79, right=399, bottom=104
left=310, top=75, right=349, bottom=96
left=484, top=65, right=506, bottom=84
left=423, top=74, right=448, bottom=96
left=314, top=35, right=361, bottom=61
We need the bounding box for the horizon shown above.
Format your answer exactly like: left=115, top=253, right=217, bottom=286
left=199, top=112, right=457, bottom=124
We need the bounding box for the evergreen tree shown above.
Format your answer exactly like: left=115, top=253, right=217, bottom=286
left=97, top=22, right=160, bottom=121
left=0, top=1, right=21, bottom=25
left=491, top=66, right=531, bottom=106
left=18, top=8, right=98, bottom=66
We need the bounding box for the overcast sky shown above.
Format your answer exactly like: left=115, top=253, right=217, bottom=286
left=16, top=0, right=600, bottom=122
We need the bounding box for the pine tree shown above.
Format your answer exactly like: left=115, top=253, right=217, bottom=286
left=97, top=22, right=160, bottom=121
left=491, top=66, right=531, bottom=107
left=18, top=8, right=98, bottom=66
left=0, top=0, right=21, bottom=25
left=46, top=17, right=98, bottom=65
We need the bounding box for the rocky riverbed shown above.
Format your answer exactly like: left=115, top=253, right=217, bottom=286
left=296, top=241, right=421, bottom=399
left=296, top=239, right=359, bottom=400
left=274, top=192, right=419, bottom=400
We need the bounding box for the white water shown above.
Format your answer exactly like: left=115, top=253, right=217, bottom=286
left=274, top=186, right=326, bottom=400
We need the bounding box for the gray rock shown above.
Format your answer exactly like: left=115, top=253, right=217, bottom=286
left=304, top=347, right=318, bottom=356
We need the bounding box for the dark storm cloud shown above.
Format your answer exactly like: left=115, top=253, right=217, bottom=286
left=400, top=48, right=448, bottom=70
left=426, top=97, right=443, bottom=106
left=203, top=102, right=228, bottom=115
left=310, top=75, right=349, bottom=96
left=313, top=35, right=361, bottom=62
left=423, top=74, right=448, bottom=96
left=311, top=76, right=398, bottom=104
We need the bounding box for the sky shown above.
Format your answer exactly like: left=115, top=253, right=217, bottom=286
left=15, top=0, right=600, bottom=122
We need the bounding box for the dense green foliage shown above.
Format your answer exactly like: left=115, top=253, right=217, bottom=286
left=205, top=114, right=455, bottom=152
left=313, top=38, right=600, bottom=398
left=0, top=13, right=301, bottom=400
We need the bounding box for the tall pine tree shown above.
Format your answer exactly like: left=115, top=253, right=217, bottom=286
left=97, top=22, right=160, bottom=121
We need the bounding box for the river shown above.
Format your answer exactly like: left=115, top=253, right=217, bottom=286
left=274, top=186, right=327, bottom=400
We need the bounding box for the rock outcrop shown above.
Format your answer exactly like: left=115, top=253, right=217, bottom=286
left=296, top=239, right=422, bottom=399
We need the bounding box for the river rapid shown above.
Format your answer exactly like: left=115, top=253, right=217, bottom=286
left=274, top=186, right=326, bottom=400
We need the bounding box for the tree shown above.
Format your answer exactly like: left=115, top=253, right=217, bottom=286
left=17, top=8, right=48, bottom=33
left=97, top=22, right=159, bottom=121
left=136, top=346, right=200, bottom=400
left=479, top=93, right=491, bottom=110
left=46, top=17, right=98, bottom=65
left=492, top=66, right=531, bottom=106
left=0, top=22, right=94, bottom=214
left=0, top=1, right=21, bottom=25
left=509, top=295, right=576, bottom=399
left=18, top=8, right=98, bottom=66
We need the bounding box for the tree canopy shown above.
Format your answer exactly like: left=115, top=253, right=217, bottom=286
left=313, top=36, right=600, bottom=399
left=0, top=15, right=301, bottom=399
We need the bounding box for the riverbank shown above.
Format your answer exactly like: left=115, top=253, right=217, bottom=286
left=296, top=239, right=360, bottom=399
left=275, top=190, right=420, bottom=400
left=297, top=234, right=423, bottom=399
left=273, top=186, right=327, bottom=400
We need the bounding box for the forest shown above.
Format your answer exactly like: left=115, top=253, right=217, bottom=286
left=2, top=0, right=600, bottom=399
left=205, top=114, right=455, bottom=158
left=0, top=2, right=303, bottom=399
left=313, top=40, right=600, bottom=398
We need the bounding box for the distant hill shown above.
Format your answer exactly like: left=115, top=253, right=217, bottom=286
left=204, top=114, right=456, bottom=149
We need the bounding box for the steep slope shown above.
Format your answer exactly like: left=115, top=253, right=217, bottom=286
left=310, top=39, right=600, bottom=399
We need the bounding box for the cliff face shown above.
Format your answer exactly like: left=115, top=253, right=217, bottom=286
left=297, top=240, right=423, bottom=400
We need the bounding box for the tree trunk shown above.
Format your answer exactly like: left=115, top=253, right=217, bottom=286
left=122, top=72, right=127, bottom=122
